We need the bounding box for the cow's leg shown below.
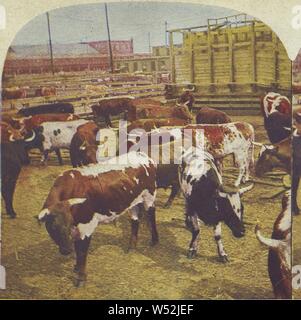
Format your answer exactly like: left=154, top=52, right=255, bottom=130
left=234, top=154, right=248, bottom=187
left=1, top=173, right=19, bottom=218
left=41, top=150, right=49, bottom=165
left=147, top=207, right=159, bottom=246
left=143, top=191, right=158, bottom=246
left=128, top=205, right=140, bottom=251
left=163, top=183, right=179, bottom=208
left=55, top=148, right=63, bottom=165
left=185, top=212, right=200, bottom=259
left=292, top=171, right=300, bottom=216
left=214, top=222, right=229, bottom=263
left=73, top=236, right=91, bottom=287
left=216, top=159, right=223, bottom=175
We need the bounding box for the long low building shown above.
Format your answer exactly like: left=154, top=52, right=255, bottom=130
left=3, top=40, right=136, bottom=75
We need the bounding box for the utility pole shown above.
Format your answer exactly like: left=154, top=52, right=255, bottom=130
left=104, top=3, right=114, bottom=73
left=165, top=21, right=168, bottom=46
left=148, top=32, right=151, bottom=54
left=46, top=12, right=54, bottom=75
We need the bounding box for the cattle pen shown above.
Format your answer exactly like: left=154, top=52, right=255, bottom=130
left=166, top=14, right=291, bottom=111
left=0, top=9, right=296, bottom=300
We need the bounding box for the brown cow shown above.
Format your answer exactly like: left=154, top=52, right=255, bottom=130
left=0, top=121, right=24, bottom=143
left=127, top=118, right=190, bottom=133
left=196, top=107, right=231, bottom=124
left=2, top=87, right=27, bottom=100
left=35, top=86, right=57, bottom=97
left=37, top=152, right=158, bottom=287
left=178, top=89, right=195, bottom=112
left=69, top=121, right=100, bottom=167
left=91, top=97, right=135, bottom=127
left=255, top=191, right=291, bottom=299
left=127, top=103, right=193, bottom=122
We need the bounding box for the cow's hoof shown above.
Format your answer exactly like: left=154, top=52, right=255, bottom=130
left=74, top=278, right=86, bottom=288
left=219, top=255, right=229, bottom=263
left=150, top=238, right=159, bottom=247
left=73, top=265, right=79, bottom=273
left=8, top=212, right=17, bottom=219
left=187, top=250, right=197, bottom=259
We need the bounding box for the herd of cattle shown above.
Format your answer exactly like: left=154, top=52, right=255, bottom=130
left=0, top=89, right=297, bottom=298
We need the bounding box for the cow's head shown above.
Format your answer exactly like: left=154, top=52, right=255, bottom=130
left=80, top=141, right=98, bottom=164
left=216, top=184, right=253, bottom=238
left=37, top=198, right=86, bottom=255
left=175, top=102, right=193, bottom=121
left=255, top=144, right=288, bottom=177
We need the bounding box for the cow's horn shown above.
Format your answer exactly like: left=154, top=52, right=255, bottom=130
left=8, top=134, right=15, bottom=142
left=38, top=208, right=50, bottom=222
left=239, top=183, right=254, bottom=195
left=252, top=142, right=263, bottom=147
left=67, top=198, right=87, bottom=206
left=24, top=130, right=36, bottom=142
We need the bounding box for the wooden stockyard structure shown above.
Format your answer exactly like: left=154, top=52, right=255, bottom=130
left=1, top=71, right=166, bottom=117
left=167, top=14, right=292, bottom=110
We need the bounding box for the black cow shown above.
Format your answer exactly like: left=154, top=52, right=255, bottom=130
left=17, top=102, right=74, bottom=117
left=179, top=148, right=253, bottom=260
left=264, top=112, right=291, bottom=144
left=1, top=141, right=30, bottom=218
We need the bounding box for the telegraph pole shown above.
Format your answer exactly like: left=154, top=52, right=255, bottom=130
left=46, top=12, right=54, bottom=75
left=104, top=3, right=114, bottom=73
left=148, top=32, right=151, bottom=54
left=165, top=21, right=168, bottom=46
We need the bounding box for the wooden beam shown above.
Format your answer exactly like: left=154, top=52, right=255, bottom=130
left=207, top=23, right=214, bottom=87
left=228, top=28, right=234, bottom=83
left=169, top=31, right=176, bottom=82
left=250, top=22, right=257, bottom=83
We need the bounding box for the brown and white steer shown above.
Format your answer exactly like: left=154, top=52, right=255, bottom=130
left=147, top=122, right=255, bottom=186
left=255, top=191, right=291, bottom=299
left=38, top=152, right=158, bottom=286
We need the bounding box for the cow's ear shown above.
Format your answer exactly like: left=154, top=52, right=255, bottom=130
left=67, top=198, right=87, bottom=207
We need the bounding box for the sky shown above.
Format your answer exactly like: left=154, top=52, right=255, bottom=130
left=12, top=2, right=240, bottom=53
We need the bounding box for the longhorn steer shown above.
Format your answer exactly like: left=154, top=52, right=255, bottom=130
left=37, top=152, right=158, bottom=286
left=255, top=191, right=291, bottom=299
left=179, top=148, right=253, bottom=260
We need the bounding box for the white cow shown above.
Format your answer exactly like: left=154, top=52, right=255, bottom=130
left=40, top=119, right=88, bottom=165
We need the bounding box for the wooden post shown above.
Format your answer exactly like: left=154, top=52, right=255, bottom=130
left=207, top=20, right=214, bottom=89
left=188, top=31, right=195, bottom=84
left=169, top=31, right=176, bottom=82
left=228, top=28, right=234, bottom=83
left=250, top=22, right=257, bottom=84
left=104, top=3, right=114, bottom=73
left=46, top=12, right=54, bottom=75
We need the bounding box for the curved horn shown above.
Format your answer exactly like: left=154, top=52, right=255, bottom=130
left=252, top=142, right=264, bottom=147
left=80, top=140, right=88, bottom=150
left=68, top=198, right=87, bottom=206
left=38, top=208, right=50, bottom=221
left=239, top=183, right=254, bottom=195
left=24, top=130, right=36, bottom=142
left=9, top=134, right=15, bottom=142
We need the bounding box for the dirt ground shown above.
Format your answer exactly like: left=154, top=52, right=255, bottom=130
left=0, top=115, right=294, bottom=299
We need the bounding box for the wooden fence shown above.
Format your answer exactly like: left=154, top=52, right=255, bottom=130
left=168, top=14, right=291, bottom=100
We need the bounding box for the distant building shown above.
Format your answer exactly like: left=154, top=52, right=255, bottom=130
left=3, top=40, right=134, bottom=75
